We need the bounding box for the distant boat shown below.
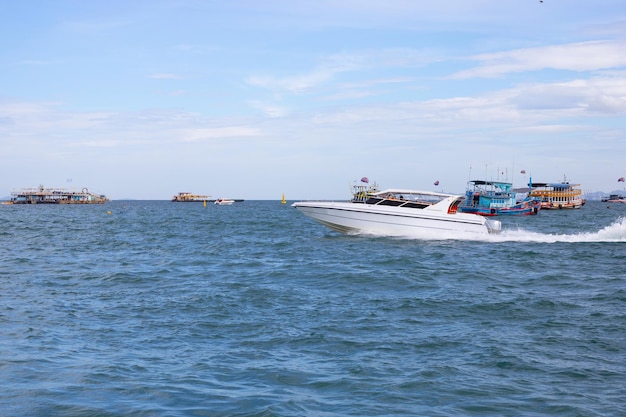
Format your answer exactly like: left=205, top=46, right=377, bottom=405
left=529, top=178, right=585, bottom=209
left=281, top=194, right=286, bottom=204
left=10, top=185, right=108, bottom=204
left=601, top=194, right=626, bottom=203
left=172, top=192, right=211, bottom=202
left=214, top=198, right=235, bottom=205
left=458, top=180, right=540, bottom=216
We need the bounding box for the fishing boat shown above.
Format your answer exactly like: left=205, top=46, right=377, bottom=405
left=458, top=180, right=540, bottom=216
left=292, top=179, right=501, bottom=237
left=171, top=192, right=211, bottom=202
left=529, top=179, right=585, bottom=209
left=10, top=185, right=108, bottom=204
left=214, top=198, right=235, bottom=205
left=601, top=194, right=626, bottom=203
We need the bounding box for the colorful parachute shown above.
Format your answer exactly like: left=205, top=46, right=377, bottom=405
left=434, top=180, right=440, bottom=186
left=618, top=177, right=625, bottom=182
left=360, top=177, right=369, bottom=183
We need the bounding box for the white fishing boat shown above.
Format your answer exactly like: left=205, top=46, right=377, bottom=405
left=292, top=179, right=501, bottom=237
left=214, top=198, right=235, bottom=205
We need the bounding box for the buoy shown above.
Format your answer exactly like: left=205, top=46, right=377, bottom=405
left=106, top=211, right=112, bottom=215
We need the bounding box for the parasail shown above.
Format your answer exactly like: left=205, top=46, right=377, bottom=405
left=520, top=170, right=526, bottom=174
left=434, top=180, right=440, bottom=186
left=618, top=177, right=625, bottom=182
left=360, top=177, right=369, bottom=183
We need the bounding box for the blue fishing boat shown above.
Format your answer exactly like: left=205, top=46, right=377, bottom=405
left=458, top=180, right=540, bottom=216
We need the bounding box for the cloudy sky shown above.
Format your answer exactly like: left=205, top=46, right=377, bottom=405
left=2, top=0, right=626, bottom=200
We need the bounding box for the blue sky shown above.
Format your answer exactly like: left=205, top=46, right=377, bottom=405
left=2, top=0, right=626, bottom=200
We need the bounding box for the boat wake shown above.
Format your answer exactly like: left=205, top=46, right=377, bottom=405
left=487, top=216, right=626, bottom=243
left=356, top=217, right=626, bottom=243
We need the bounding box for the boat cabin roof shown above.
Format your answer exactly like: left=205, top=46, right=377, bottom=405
left=529, top=182, right=580, bottom=189
left=373, top=189, right=456, bottom=198
left=469, top=180, right=512, bottom=187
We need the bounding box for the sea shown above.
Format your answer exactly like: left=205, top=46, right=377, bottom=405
left=1, top=200, right=625, bottom=417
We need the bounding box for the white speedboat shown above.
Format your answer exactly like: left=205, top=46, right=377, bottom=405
left=214, top=198, right=235, bottom=205
left=292, top=182, right=501, bottom=237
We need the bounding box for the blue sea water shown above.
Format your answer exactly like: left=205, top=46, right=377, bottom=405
left=1, top=200, right=625, bottom=416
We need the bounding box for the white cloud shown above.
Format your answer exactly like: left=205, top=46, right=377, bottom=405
left=75, top=139, right=120, bottom=148
left=452, top=41, right=626, bottom=79
left=179, top=127, right=261, bottom=142
left=246, top=52, right=366, bottom=93
left=150, top=73, right=184, bottom=80
left=247, top=101, right=290, bottom=118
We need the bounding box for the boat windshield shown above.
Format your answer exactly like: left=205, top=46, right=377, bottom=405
left=360, top=191, right=451, bottom=209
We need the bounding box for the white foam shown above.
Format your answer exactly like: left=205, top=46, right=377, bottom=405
left=356, top=217, right=626, bottom=243
left=487, top=216, right=626, bottom=243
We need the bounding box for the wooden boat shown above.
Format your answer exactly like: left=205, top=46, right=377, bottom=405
left=529, top=179, right=585, bottom=209
left=171, top=192, right=211, bottom=202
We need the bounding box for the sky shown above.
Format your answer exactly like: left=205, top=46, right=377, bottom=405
left=2, top=0, right=626, bottom=200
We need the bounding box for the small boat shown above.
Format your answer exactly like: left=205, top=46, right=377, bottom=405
left=458, top=180, right=540, bottom=216
left=172, top=192, right=211, bottom=202
left=214, top=198, right=235, bottom=205
left=601, top=194, right=626, bottom=203
left=292, top=179, right=501, bottom=237
left=529, top=178, right=585, bottom=209
left=10, top=185, right=108, bottom=204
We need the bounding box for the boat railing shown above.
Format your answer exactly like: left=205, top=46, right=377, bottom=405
left=532, top=190, right=582, bottom=196
left=352, top=183, right=379, bottom=203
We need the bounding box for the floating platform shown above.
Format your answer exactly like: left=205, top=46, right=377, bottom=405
left=171, top=192, right=244, bottom=203
left=172, top=192, right=212, bottom=202
left=10, top=186, right=108, bottom=204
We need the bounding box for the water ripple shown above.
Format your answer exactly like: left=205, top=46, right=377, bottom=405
left=1, top=201, right=625, bottom=416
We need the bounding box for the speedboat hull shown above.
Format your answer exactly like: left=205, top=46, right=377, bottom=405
left=292, top=200, right=500, bottom=237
